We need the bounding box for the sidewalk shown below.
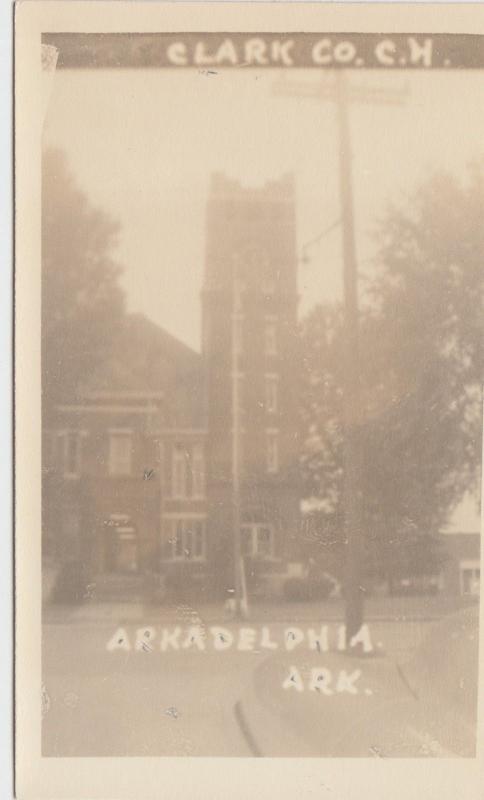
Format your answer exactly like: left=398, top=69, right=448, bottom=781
left=43, top=594, right=478, bottom=626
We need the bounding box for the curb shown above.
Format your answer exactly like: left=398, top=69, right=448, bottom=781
left=233, top=701, right=263, bottom=757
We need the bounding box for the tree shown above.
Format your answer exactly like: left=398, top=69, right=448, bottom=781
left=42, top=148, right=126, bottom=415
left=369, top=166, right=483, bottom=496
left=300, top=165, right=483, bottom=585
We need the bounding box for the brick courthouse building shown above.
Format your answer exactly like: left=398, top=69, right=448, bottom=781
left=43, top=174, right=302, bottom=601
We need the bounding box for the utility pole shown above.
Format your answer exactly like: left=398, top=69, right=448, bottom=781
left=230, top=255, right=247, bottom=619
left=335, top=72, right=364, bottom=642
left=275, top=70, right=406, bottom=645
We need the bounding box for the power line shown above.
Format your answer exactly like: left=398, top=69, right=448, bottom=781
left=300, top=218, right=341, bottom=265
left=276, top=70, right=407, bottom=646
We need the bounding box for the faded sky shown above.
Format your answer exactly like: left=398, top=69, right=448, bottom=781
left=44, top=67, right=484, bottom=352
left=43, top=66, right=483, bottom=530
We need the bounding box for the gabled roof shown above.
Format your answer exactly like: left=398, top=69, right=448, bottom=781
left=84, top=313, right=206, bottom=428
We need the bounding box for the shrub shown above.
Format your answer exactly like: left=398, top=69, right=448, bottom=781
left=145, top=572, right=168, bottom=605
left=283, top=575, right=333, bottom=602
left=52, top=560, right=88, bottom=604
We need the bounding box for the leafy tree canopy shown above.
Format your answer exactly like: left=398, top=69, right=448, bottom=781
left=42, top=148, right=126, bottom=414
left=300, top=165, right=483, bottom=582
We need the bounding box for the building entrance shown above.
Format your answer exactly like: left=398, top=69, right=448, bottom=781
left=103, top=515, right=138, bottom=573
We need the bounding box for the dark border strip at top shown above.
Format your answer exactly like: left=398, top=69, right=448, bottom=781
left=41, top=32, right=484, bottom=70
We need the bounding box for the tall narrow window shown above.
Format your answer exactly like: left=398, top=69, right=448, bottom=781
left=191, top=443, right=205, bottom=498
left=264, top=320, right=277, bottom=356
left=193, top=520, right=205, bottom=559
left=109, top=432, right=132, bottom=476
left=241, top=523, right=274, bottom=559
left=262, top=279, right=275, bottom=299
left=256, top=526, right=273, bottom=557
left=265, top=375, right=278, bottom=414
left=172, top=445, right=188, bottom=498
left=231, top=372, right=245, bottom=421
left=167, top=518, right=206, bottom=561
left=65, top=432, right=81, bottom=476
left=233, top=314, right=244, bottom=356
left=46, top=431, right=59, bottom=472
left=174, top=519, right=184, bottom=558
left=237, top=374, right=245, bottom=418
left=57, top=430, right=82, bottom=477
left=266, top=431, right=279, bottom=474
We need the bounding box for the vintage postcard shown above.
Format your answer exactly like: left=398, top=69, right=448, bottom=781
left=15, top=2, right=484, bottom=798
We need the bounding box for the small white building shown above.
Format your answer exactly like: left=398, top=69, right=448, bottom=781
left=440, top=494, right=481, bottom=596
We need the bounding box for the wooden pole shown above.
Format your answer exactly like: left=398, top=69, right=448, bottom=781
left=274, top=71, right=406, bottom=644
left=231, top=259, right=244, bottom=618
left=335, top=71, right=365, bottom=644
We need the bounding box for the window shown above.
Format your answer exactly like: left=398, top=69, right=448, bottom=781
left=241, top=524, right=274, bottom=559
left=166, top=518, right=206, bottom=561
left=45, top=431, right=58, bottom=473
left=233, top=314, right=244, bottom=356
left=231, top=427, right=245, bottom=476
left=172, top=445, right=188, bottom=498
left=461, top=564, right=480, bottom=596
left=256, top=526, right=273, bottom=557
left=172, top=443, right=206, bottom=499
left=104, top=514, right=137, bottom=573
left=109, top=432, right=132, bottom=476
left=56, top=430, right=82, bottom=477
left=233, top=278, right=245, bottom=312
left=233, top=372, right=245, bottom=419
left=264, top=320, right=277, bottom=356
left=173, top=520, right=184, bottom=558
left=265, top=375, right=278, bottom=414
left=262, top=279, right=275, bottom=298
left=116, top=530, right=138, bottom=572
left=191, top=444, right=205, bottom=498
left=266, top=430, right=279, bottom=473
left=65, top=432, right=81, bottom=475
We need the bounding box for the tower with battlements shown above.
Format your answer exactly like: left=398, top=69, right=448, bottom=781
left=202, top=173, right=301, bottom=594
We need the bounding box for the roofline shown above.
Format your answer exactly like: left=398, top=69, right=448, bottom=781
left=55, top=405, right=161, bottom=414
left=82, top=391, right=165, bottom=399
left=154, top=428, right=208, bottom=437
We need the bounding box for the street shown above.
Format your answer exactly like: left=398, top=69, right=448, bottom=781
left=43, top=622, right=256, bottom=756
left=42, top=603, right=442, bottom=757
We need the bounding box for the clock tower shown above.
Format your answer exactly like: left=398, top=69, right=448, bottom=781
left=202, top=173, right=301, bottom=595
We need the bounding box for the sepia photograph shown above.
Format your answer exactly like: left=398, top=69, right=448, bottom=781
left=14, top=5, right=484, bottom=793
left=37, top=29, right=483, bottom=760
